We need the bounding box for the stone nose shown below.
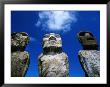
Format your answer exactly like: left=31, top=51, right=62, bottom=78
left=49, top=36, right=56, bottom=41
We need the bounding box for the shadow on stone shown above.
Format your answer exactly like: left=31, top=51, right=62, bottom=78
left=77, top=31, right=98, bottom=50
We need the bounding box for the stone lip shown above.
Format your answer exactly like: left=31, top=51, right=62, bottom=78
left=78, top=50, right=100, bottom=77
left=38, top=52, right=69, bottom=77
left=11, top=32, right=30, bottom=52
left=77, top=31, right=98, bottom=50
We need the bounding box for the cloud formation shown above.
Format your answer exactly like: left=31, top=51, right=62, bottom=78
left=36, top=11, right=77, bottom=33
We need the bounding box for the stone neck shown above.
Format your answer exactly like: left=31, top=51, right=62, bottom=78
left=43, top=47, right=62, bottom=54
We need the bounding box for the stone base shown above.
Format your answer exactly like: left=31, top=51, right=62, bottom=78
left=78, top=50, right=100, bottom=77
left=11, top=51, right=30, bottom=77
left=38, top=52, right=69, bottom=77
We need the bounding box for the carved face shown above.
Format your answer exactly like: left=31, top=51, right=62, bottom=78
left=43, top=33, right=62, bottom=48
left=11, top=32, right=29, bottom=47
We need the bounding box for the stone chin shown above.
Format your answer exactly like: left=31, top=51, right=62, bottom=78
left=43, top=47, right=62, bottom=55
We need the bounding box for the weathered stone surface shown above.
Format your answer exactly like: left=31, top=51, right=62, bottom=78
left=11, top=32, right=30, bottom=77
left=11, top=51, right=30, bottom=77
left=43, top=33, right=62, bottom=48
left=38, top=33, right=69, bottom=77
left=38, top=52, right=69, bottom=77
left=78, top=50, right=100, bottom=77
left=77, top=32, right=98, bottom=50
left=11, top=32, right=29, bottom=52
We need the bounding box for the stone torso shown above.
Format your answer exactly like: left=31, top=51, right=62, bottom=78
left=39, top=52, right=69, bottom=77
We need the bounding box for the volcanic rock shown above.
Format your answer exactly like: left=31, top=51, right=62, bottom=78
left=77, top=31, right=98, bottom=50
left=11, top=32, right=29, bottom=52
left=38, top=33, right=69, bottom=77
left=11, top=51, right=30, bottom=77
left=39, top=52, right=69, bottom=77
left=11, top=32, right=30, bottom=77
left=78, top=50, right=100, bottom=77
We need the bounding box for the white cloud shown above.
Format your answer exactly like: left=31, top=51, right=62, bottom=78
left=36, top=11, right=77, bottom=33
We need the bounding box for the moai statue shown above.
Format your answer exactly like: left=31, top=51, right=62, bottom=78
left=38, top=33, right=69, bottom=77
left=78, top=31, right=100, bottom=77
left=11, top=32, right=30, bottom=77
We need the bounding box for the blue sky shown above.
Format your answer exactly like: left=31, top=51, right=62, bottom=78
left=11, top=11, right=100, bottom=77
